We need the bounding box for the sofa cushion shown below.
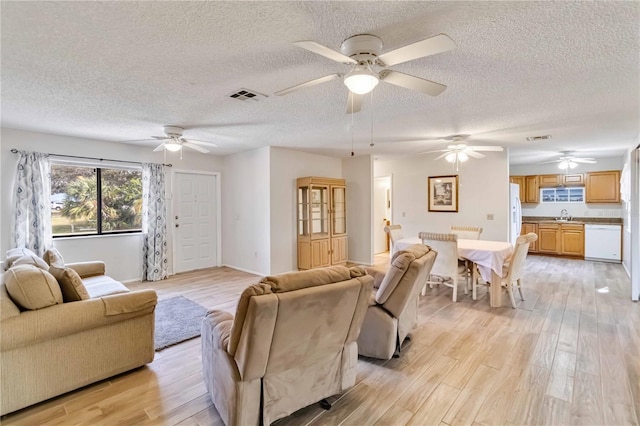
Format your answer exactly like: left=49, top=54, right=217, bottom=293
left=82, top=275, right=130, bottom=299
left=4, top=264, right=63, bottom=310
left=43, top=248, right=65, bottom=267
left=48, top=265, right=90, bottom=302
left=376, top=244, right=432, bottom=304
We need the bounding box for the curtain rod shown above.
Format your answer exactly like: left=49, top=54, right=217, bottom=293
left=10, top=148, right=172, bottom=167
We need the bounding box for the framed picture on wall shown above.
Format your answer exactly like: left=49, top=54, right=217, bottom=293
left=428, top=175, right=458, bottom=212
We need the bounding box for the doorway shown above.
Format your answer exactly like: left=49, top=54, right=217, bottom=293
left=373, top=176, right=392, bottom=254
left=173, top=171, right=219, bottom=273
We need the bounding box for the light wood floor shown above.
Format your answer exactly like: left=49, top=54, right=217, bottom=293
left=3, top=254, right=639, bottom=425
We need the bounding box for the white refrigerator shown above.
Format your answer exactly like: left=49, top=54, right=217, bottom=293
left=509, top=183, right=522, bottom=246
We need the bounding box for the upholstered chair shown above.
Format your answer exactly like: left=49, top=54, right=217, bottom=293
left=201, top=266, right=373, bottom=426
left=473, top=232, right=538, bottom=308
left=384, top=224, right=404, bottom=255
left=419, top=232, right=469, bottom=302
left=450, top=225, right=483, bottom=240
left=357, top=244, right=437, bottom=360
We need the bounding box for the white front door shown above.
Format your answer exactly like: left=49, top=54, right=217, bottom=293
left=174, top=172, right=218, bottom=273
left=374, top=176, right=392, bottom=254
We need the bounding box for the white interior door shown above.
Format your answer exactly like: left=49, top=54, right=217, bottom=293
left=374, top=176, right=392, bottom=254
left=174, top=172, right=218, bottom=273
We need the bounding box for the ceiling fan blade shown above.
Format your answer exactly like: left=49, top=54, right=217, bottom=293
left=182, top=142, right=209, bottom=153
left=465, top=150, right=485, bottom=159
left=377, top=33, right=456, bottom=67
left=432, top=151, right=452, bottom=160
left=153, top=143, right=166, bottom=152
left=380, top=70, right=447, bottom=96
left=467, top=146, right=504, bottom=152
left=572, top=158, right=597, bottom=164
left=275, top=73, right=342, bottom=96
left=538, top=160, right=562, bottom=164
left=119, top=139, right=157, bottom=143
left=182, top=138, right=218, bottom=148
left=151, top=135, right=169, bottom=140
left=346, top=91, right=362, bottom=114
left=293, top=41, right=357, bottom=64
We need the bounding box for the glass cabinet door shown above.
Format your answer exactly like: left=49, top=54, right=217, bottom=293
left=297, top=186, right=310, bottom=236
left=332, top=186, right=346, bottom=235
left=310, top=186, right=329, bottom=238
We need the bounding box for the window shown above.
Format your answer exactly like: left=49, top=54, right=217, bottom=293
left=540, top=187, right=585, bottom=203
left=51, top=164, right=142, bottom=236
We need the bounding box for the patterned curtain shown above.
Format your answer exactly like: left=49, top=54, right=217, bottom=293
left=12, top=151, right=51, bottom=256
left=142, top=163, right=168, bottom=281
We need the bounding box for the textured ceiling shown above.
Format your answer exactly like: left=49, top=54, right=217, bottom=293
left=2, top=1, right=639, bottom=165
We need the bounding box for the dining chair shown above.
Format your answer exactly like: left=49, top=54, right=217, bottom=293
left=450, top=226, right=483, bottom=287
left=450, top=225, right=483, bottom=240
left=472, top=232, right=538, bottom=308
left=384, top=225, right=404, bottom=254
left=418, top=232, right=469, bottom=302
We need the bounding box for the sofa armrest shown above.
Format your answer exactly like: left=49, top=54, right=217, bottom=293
left=1, top=289, right=157, bottom=351
left=202, top=310, right=234, bottom=352
left=66, top=261, right=105, bottom=278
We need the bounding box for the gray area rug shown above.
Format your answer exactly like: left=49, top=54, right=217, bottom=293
left=154, top=296, right=209, bottom=351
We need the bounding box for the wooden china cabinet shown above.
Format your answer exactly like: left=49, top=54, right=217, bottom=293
left=297, top=177, right=348, bottom=270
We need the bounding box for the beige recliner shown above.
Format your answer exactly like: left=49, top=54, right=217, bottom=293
left=201, top=265, right=373, bottom=426
left=357, top=244, right=437, bottom=360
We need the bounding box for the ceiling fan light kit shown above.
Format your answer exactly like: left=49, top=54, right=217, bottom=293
left=164, top=142, right=182, bottom=152
left=558, top=160, right=578, bottom=170
left=344, top=65, right=379, bottom=94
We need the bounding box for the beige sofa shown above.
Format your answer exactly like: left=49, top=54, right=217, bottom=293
left=0, top=248, right=157, bottom=415
left=357, top=244, right=437, bottom=360
left=201, top=265, right=373, bottom=426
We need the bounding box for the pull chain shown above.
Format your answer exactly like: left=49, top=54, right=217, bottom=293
left=350, top=93, right=355, bottom=157
left=370, top=90, right=374, bottom=147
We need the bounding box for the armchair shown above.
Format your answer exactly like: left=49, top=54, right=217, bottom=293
left=201, top=265, right=373, bottom=426
left=357, top=244, right=437, bottom=360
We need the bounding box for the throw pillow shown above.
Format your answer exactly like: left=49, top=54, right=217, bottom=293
left=43, top=248, right=65, bottom=267
left=4, top=247, right=40, bottom=270
left=11, top=254, right=50, bottom=271
left=4, top=264, right=63, bottom=310
left=48, top=266, right=90, bottom=302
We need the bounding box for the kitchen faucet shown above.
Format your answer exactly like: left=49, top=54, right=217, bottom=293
left=560, top=209, right=569, bottom=220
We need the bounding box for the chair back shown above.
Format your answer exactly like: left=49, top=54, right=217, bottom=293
left=418, top=232, right=459, bottom=277
left=505, top=233, right=538, bottom=281
left=384, top=225, right=403, bottom=245
left=450, top=225, right=483, bottom=240
left=375, top=244, right=437, bottom=318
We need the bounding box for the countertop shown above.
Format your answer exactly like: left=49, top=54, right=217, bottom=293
left=522, top=216, right=622, bottom=225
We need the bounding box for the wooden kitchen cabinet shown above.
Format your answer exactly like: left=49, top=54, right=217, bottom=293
left=521, top=222, right=539, bottom=252
left=560, top=223, right=584, bottom=257
left=538, top=223, right=560, bottom=254
left=524, top=175, right=539, bottom=203
left=539, top=174, right=562, bottom=187
left=562, top=173, right=584, bottom=186
left=297, top=177, right=347, bottom=270
left=537, top=222, right=584, bottom=257
left=585, top=170, right=621, bottom=203
left=510, top=175, right=526, bottom=200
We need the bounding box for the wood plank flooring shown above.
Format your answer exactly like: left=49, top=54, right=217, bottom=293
left=2, top=255, right=639, bottom=425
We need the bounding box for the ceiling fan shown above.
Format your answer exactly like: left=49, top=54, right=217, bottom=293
left=127, top=126, right=218, bottom=154
left=420, top=135, right=504, bottom=171
left=538, top=151, right=597, bottom=169
left=275, top=33, right=456, bottom=113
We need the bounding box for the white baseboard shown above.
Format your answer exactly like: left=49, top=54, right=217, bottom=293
left=222, top=264, right=263, bottom=277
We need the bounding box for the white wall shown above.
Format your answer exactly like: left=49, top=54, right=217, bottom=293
left=342, top=155, right=373, bottom=265
left=510, top=157, right=624, bottom=219
left=268, top=147, right=342, bottom=275
left=375, top=151, right=510, bottom=242
left=222, top=147, right=271, bottom=275
left=1, top=128, right=224, bottom=282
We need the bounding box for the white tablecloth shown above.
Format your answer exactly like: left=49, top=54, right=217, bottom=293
left=394, top=237, right=513, bottom=283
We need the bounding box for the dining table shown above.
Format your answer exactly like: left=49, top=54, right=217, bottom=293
left=394, top=237, right=514, bottom=307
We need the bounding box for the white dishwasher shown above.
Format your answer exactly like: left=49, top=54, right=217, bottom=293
left=584, top=224, right=622, bottom=262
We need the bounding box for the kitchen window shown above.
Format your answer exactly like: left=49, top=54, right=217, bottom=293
left=540, top=187, right=585, bottom=203
left=50, top=163, right=143, bottom=237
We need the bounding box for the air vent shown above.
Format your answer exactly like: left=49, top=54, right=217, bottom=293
left=227, top=88, right=267, bottom=101
left=526, top=135, right=552, bottom=141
